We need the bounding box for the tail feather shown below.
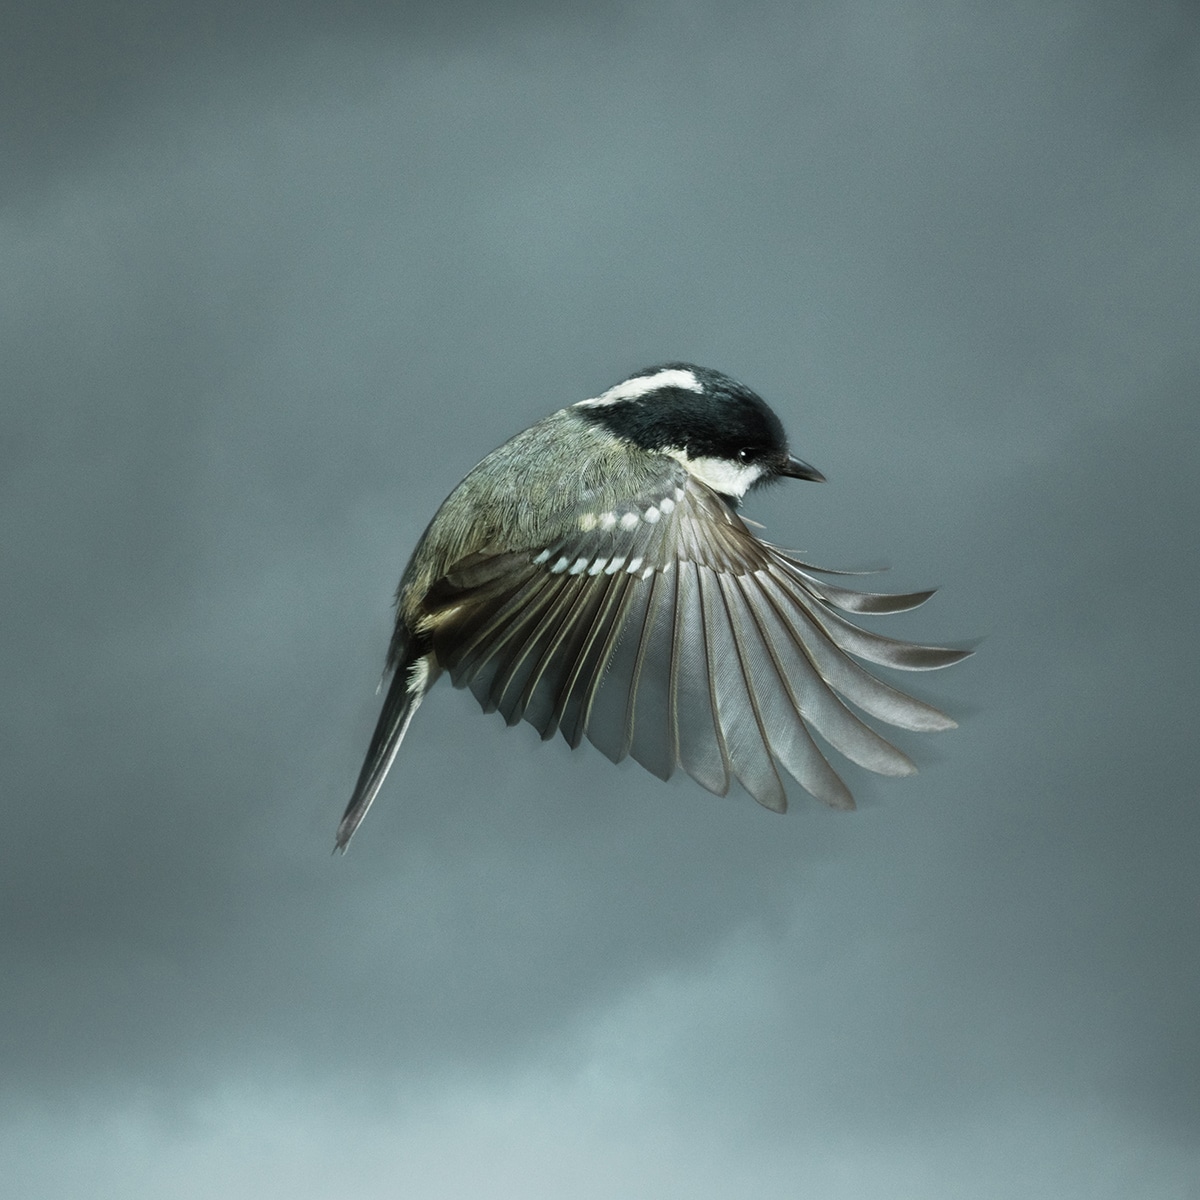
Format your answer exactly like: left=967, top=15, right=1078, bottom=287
left=336, top=654, right=432, bottom=852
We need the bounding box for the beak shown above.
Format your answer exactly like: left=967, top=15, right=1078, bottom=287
left=778, top=453, right=826, bottom=483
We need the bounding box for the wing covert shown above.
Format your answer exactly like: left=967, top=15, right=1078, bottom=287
left=420, top=475, right=967, bottom=812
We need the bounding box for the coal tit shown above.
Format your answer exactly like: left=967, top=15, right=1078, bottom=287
left=337, top=363, right=969, bottom=850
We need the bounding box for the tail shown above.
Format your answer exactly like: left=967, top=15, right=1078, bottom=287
left=335, top=653, right=433, bottom=852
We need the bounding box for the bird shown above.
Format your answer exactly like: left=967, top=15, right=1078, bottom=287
left=336, top=362, right=969, bottom=850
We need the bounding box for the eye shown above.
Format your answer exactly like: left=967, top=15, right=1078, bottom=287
left=737, top=448, right=754, bottom=464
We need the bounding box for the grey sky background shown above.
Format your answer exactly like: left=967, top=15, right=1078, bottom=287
left=3, top=1, right=1198, bottom=1196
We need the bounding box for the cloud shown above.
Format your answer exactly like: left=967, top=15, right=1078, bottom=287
left=1, top=1, right=1197, bottom=1193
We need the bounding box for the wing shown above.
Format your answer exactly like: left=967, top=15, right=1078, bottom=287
left=420, top=476, right=969, bottom=812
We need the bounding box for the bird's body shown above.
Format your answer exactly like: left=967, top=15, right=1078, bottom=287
left=337, top=364, right=968, bottom=850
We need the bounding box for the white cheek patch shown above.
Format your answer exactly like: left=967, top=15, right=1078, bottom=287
left=664, top=449, right=765, bottom=498
left=576, top=367, right=703, bottom=407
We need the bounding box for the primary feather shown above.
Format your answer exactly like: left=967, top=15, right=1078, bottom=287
left=337, top=364, right=969, bottom=850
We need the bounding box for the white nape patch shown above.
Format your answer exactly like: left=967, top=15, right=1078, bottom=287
left=406, top=654, right=433, bottom=697
left=664, top=448, right=764, bottom=498
left=643, top=506, right=661, bottom=524
left=619, top=511, right=640, bottom=531
left=575, top=367, right=703, bottom=408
